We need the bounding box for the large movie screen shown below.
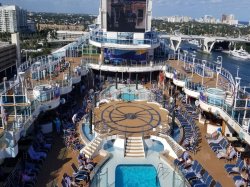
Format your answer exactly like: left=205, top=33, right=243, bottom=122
left=107, top=0, right=146, bottom=32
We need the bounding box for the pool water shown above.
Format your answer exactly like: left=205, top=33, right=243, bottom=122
left=82, top=123, right=94, bottom=141
left=115, top=165, right=160, bottom=187
left=101, top=84, right=152, bottom=101
left=121, top=93, right=138, bottom=101
left=145, top=139, right=164, bottom=153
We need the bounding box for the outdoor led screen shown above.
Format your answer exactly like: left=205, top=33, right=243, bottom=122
left=107, top=0, right=146, bottom=32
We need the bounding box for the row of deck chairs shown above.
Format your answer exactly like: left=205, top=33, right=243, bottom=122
left=206, top=135, right=239, bottom=161
left=206, top=135, right=250, bottom=185
left=174, top=156, right=222, bottom=187
left=226, top=158, right=250, bottom=185
left=62, top=111, right=85, bottom=152
left=176, top=109, right=201, bottom=153
left=3, top=131, right=54, bottom=187
left=183, top=103, right=199, bottom=120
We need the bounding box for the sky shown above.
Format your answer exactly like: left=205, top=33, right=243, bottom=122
left=1, top=0, right=250, bottom=21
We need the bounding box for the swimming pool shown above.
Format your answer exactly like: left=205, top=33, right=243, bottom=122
left=82, top=123, right=94, bottom=141
left=120, top=93, right=138, bottom=101
left=100, top=84, right=153, bottom=101
left=115, top=164, right=160, bottom=187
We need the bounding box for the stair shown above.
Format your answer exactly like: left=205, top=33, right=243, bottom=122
left=159, top=134, right=185, bottom=157
left=124, top=137, right=145, bottom=158
left=81, top=135, right=103, bottom=158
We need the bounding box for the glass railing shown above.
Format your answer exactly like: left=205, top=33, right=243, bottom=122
left=1, top=95, right=27, bottom=104
left=89, top=33, right=159, bottom=46
left=185, top=81, right=204, bottom=92
left=55, top=79, right=72, bottom=88
left=165, top=65, right=174, bottom=74
left=83, top=56, right=166, bottom=68
left=36, top=91, right=57, bottom=102
left=200, top=95, right=249, bottom=130
left=194, top=64, right=214, bottom=78
left=174, top=73, right=187, bottom=81
left=178, top=53, right=235, bottom=87
left=235, top=99, right=250, bottom=108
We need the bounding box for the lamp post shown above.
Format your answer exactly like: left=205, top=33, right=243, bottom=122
left=37, top=66, right=40, bottom=82
left=89, top=108, right=93, bottom=135
left=150, top=61, right=153, bottom=87
left=201, top=60, right=206, bottom=86
left=234, top=67, right=241, bottom=108
left=170, top=90, right=179, bottom=136
left=19, top=72, right=25, bottom=95
left=192, top=54, right=196, bottom=77
left=184, top=50, right=188, bottom=69
left=215, top=56, right=222, bottom=88
left=99, top=61, right=102, bottom=89
left=136, top=73, right=138, bottom=90
left=115, top=72, right=118, bottom=89
left=48, top=55, right=52, bottom=81
left=216, top=66, right=221, bottom=88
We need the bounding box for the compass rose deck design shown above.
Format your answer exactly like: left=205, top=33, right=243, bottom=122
left=94, top=101, right=170, bottom=136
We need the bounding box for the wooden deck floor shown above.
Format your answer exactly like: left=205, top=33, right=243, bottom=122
left=168, top=60, right=230, bottom=90
left=35, top=129, right=104, bottom=187
left=94, top=100, right=169, bottom=137
left=190, top=121, right=235, bottom=187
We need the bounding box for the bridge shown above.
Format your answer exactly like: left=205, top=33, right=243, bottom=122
left=159, top=34, right=250, bottom=53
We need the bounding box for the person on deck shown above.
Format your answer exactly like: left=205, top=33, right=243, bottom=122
left=205, top=128, right=222, bottom=140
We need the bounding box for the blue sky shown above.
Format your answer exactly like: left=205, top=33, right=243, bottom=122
left=1, top=0, right=250, bottom=21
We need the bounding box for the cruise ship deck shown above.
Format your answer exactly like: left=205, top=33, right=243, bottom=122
left=1, top=0, right=250, bottom=187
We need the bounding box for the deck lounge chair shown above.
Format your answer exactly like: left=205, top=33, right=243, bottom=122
left=226, top=160, right=244, bottom=174
left=224, top=159, right=242, bottom=170
left=191, top=171, right=209, bottom=186
left=207, top=136, right=224, bottom=145
left=185, top=164, right=203, bottom=181
left=193, top=176, right=213, bottom=187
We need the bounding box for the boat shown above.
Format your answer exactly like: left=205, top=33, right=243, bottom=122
left=188, top=39, right=200, bottom=46
left=229, top=46, right=250, bottom=60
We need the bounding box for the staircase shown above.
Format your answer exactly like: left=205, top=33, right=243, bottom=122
left=225, top=94, right=234, bottom=106
left=81, top=135, right=103, bottom=158
left=159, top=134, right=185, bottom=157
left=124, top=136, right=145, bottom=158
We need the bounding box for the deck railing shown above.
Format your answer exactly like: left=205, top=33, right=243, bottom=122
left=200, top=95, right=250, bottom=131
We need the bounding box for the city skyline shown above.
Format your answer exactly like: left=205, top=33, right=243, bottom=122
left=1, top=0, right=250, bottom=21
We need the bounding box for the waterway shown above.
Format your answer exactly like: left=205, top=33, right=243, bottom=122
left=181, top=45, right=250, bottom=86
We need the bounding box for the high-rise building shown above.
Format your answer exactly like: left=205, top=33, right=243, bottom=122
left=221, top=14, right=238, bottom=25
left=0, top=5, right=28, bottom=33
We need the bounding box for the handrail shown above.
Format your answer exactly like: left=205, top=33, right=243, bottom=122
left=176, top=53, right=235, bottom=88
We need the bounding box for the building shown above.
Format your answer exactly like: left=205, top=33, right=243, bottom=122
left=55, top=30, right=87, bottom=41
left=27, top=20, right=37, bottom=33
left=0, top=43, right=17, bottom=80
left=0, top=33, right=20, bottom=81
left=155, top=16, right=192, bottom=23
left=221, top=14, right=238, bottom=25
left=0, top=5, right=28, bottom=33
left=37, top=24, right=85, bottom=31
left=202, top=15, right=217, bottom=24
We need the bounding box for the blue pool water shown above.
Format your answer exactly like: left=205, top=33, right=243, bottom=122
left=115, top=165, right=160, bottom=187
left=121, top=93, right=138, bottom=101
left=145, top=140, right=164, bottom=153
left=82, top=123, right=94, bottom=141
